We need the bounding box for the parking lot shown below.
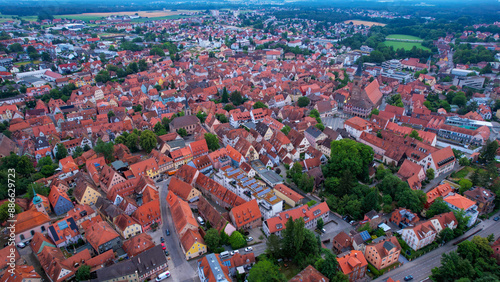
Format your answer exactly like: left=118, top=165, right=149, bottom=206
left=320, top=212, right=355, bottom=249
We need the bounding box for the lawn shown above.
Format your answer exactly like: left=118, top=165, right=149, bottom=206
left=14, top=60, right=41, bottom=66
left=450, top=166, right=474, bottom=179
left=383, top=41, right=430, bottom=51
left=55, top=14, right=105, bottom=21
left=279, top=262, right=301, bottom=280
left=386, top=34, right=423, bottom=41
left=130, top=15, right=195, bottom=22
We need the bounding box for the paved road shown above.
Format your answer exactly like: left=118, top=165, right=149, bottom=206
left=423, top=163, right=459, bottom=192
left=157, top=177, right=199, bottom=282
left=374, top=212, right=500, bottom=282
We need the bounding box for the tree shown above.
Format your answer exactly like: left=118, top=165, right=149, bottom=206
left=362, top=189, right=380, bottom=213
left=55, top=143, right=68, bottom=160
left=248, top=259, right=286, bottom=282
left=221, top=87, right=229, bottom=103
left=482, top=140, right=499, bottom=163
left=253, top=101, right=268, bottom=109
left=324, top=139, right=374, bottom=182
left=133, top=104, right=142, bottom=112
left=223, top=104, right=235, bottom=112
left=431, top=251, right=475, bottom=282
left=369, top=108, right=379, bottom=117
left=95, top=70, right=111, bottom=83
left=317, top=218, right=324, bottom=230
left=204, top=228, right=221, bottom=251
left=230, top=91, right=243, bottom=106
left=315, top=250, right=341, bottom=280
left=154, top=122, right=167, bottom=136
left=281, top=125, right=291, bottom=136
left=0, top=202, right=21, bottom=222
left=426, top=198, right=451, bottom=218
left=17, top=155, right=34, bottom=177
left=409, top=130, right=422, bottom=141
left=204, top=133, right=220, bottom=151
left=437, top=227, right=455, bottom=244
left=459, top=157, right=470, bottom=167
left=139, top=130, right=157, bottom=153
left=315, top=123, right=325, bottom=131
left=459, top=179, right=473, bottom=195
left=72, top=146, right=84, bottom=158
left=266, top=234, right=282, bottom=259
left=426, top=168, right=435, bottom=180
left=138, top=59, right=148, bottom=72
left=228, top=231, right=246, bottom=249
left=94, top=138, right=115, bottom=162
left=75, top=265, right=91, bottom=281
left=177, top=128, right=188, bottom=137
left=126, top=133, right=139, bottom=152
left=297, top=96, right=310, bottom=107
left=196, top=111, right=208, bottom=123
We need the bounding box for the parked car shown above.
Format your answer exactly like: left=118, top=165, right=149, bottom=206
left=494, top=216, right=499, bottom=221
left=161, top=243, right=166, bottom=250
left=321, top=228, right=326, bottom=233
left=246, top=237, right=253, bottom=242
left=165, top=250, right=169, bottom=256
left=244, top=247, right=253, bottom=252
left=404, top=275, right=413, bottom=281
left=16, top=242, right=26, bottom=249
left=230, top=250, right=239, bottom=256
left=161, top=237, right=165, bottom=243
left=166, top=229, right=170, bottom=236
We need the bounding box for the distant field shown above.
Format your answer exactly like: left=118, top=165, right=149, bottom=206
left=344, top=20, right=386, bottom=27
left=15, top=60, right=41, bottom=66
left=130, top=15, right=195, bottom=22
left=383, top=41, right=430, bottom=51
left=386, top=34, right=423, bottom=41
left=55, top=10, right=196, bottom=22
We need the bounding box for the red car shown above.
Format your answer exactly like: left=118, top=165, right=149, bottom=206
left=161, top=243, right=166, bottom=250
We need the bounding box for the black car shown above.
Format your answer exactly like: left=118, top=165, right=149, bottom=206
left=166, top=229, right=170, bottom=236
left=404, top=275, right=413, bottom=281
left=165, top=250, right=169, bottom=256
left=161, top=237, right=165, bottom=243
left=493, top=216, right=500, bottom=221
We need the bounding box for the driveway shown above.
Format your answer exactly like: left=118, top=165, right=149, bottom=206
left=157, top=177, right=199, bottom=282
left=423, top=163, right=459, bottom=192
left=320, top=212, right=354, bottom=249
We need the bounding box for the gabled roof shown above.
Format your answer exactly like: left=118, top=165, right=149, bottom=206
left=273, top=184, right=304, bottom=203
left=15, top=210, right=51, bottom=234
left=168, top=176, right=197, bottom=201
left=337, top=250, right=367, bottom=275
left=230, top=199, right=262, bottom=228
left=84, top=221, right=120, bottom=251
left=444, top=193, right=476, bottom=210
left=289, top=265, right=329, bottom=282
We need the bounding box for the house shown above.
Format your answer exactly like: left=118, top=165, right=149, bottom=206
left=170, top=115, right=200, bottom=135
left=464, top=187, right=495, bottom=214
left=426, top=183, right=454, bottom=208
left=263, top=202, right=329, bottom=237
left=0, top=265, right=42, bottom=282
left=402, top=212, right=457, bottom=251
left=129, top=158, right=160, bottom=180
left=337, top=250, right=368, bottom=282
left=198, top=253, right=231, bottom=282
left=14, top=210, right=51, bottom=243
left=181, top=228, right=207, bottom=260
left=84, top=220, right=122, bottom=254
left=168, top=176, right=201, bottom=202
left=0, top=245, right=22, bottom=273
left=443, top=193, right=478, bottom=227
left=73, top=175, right=101, bottom=206
left=417, top=146, right=455, bottom=177
left=95, top=245, right=168, bottom=281
left=364, top=236, right=401, bottom=270
left=30, top=232, right=56, bottom=255
left=49, top=187, right=74, bottom=215
left=132, top=199, right=161, bottom=232
left=47, top=217, right=81, bottom=247
left=222, top=252, right=255, bottom=276
left=390, top=208, right=419, bottom=228
left=229, top=199, right=262, bottom=230
left=397, top=159, right=426, bottom=190
left=114, top=214, right=142, bottom=239
left=67, top=204, right=97, bottom=227
left=122, top=233, right=155, bottom=257
left=343, top=67, right=383, bottom=118
left=332, top=231, right=353, bottom=254
left=304, top=126, right=327, bottom=148
left=344, top=116, right=373, bottom=140
left=289, top=265, right=329, bottom=282
left=273, top=184, right=304, bottom=207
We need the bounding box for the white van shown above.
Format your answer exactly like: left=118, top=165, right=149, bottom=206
left=156, top=271, right=170, bottom=281
left=220, top=251, right=230, bottom=258
left=197, top=216, right=205, bottom=225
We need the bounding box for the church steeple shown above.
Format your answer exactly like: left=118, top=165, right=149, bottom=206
left=32, top=187, right=47, bottom=215
left=355, top=61, right=363, bottom=77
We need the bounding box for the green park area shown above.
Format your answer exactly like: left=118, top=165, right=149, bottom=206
left=386, top=34, right=423, bottom=41
left=383, top=34, right=430, bottom=51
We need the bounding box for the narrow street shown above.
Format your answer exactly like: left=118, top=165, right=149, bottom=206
left=374, top=211, right=500, bottom=282
left=157, top=177, right=199, bottom=282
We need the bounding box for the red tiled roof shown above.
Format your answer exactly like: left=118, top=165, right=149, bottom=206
left=230, top=199, right=262, bottom=229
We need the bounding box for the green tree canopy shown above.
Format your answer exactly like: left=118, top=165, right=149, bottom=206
left=297, top=96, right=310, bottom=107
left=324, top=139, right=374, bottom=182
left=55, top=143, right=68, bottom=160
left=204, top=133, right=220, bottom=151
left=248, top=259, right=286, bottom=282
left=139, top=130, right=157, bottom=153
left=228, top=231, right=246, bottom=249
left=204, top=228, right=221, bottom=251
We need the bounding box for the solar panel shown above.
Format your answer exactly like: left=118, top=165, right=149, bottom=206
left=58, top=220, right=68, bottom=230
left=269, top=196, right=277, bottom=201
left=360, top=231, right=371, bottom=241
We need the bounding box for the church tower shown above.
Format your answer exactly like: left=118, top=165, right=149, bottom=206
left=350, top=61, right=364, bottom=101
left=32, top=188, right=47, bottom=215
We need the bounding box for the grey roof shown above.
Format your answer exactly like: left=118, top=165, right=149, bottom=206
left=255, top=122, right=269, bottom=136
left=95, top=260, right=136, bottom=280
left=383, top=241, right=395, bottom=251
left=166, top=139, right=186, bottom=150
left=305, top=126, right=323, bottom=138
left=170, top=115, right=199, bottom=129
left=132, top=245, right=168, bottom=277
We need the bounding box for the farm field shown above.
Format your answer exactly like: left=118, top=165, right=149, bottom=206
left=386, top=34, right=423, bottom=41
left=344, top=20, right=386, bottom=27
left=383, top=40, right=430, bottom=51
left=54, top=10, right=196, bottom=22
